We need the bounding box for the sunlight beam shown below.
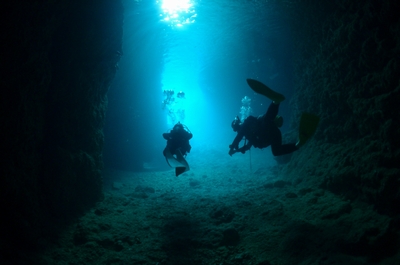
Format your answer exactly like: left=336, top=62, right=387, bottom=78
left=158, top=0, right=196, bottom=27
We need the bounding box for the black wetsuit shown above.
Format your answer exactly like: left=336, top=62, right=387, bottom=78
left=163, top=129, right=192, bottom=157
left=230, top=102, right=297, bottom=156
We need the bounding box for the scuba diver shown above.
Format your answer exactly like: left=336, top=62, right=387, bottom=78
left=163, top=122, right=193, bottom=176
left=229, top=79, right=319, bottom=157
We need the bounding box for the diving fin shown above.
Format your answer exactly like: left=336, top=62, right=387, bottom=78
left=298, top=112, right=320, bottom=147
left=164, top=148, right=190, bottom=176
left=246, top=79, right=285, bottom=103
left=165, top=149, right=181, bottom=168
left=175, top=150, right=190, bottom=176
left=175, top=167, right=187, bottom=177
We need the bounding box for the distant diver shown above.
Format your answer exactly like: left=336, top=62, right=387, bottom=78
left=163, top=122, right=193, bottom=176
left=162, top=89, right=186, bottom=124
left=162, top=89, right=175, bottom=110
left=177, top=91, right=185, bottom=98
left=229, top=78, right=320, bottom=157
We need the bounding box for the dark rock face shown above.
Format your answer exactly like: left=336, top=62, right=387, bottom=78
left=285, top=0, right=400, bottom=216
left=209, top=205, right=236, bottom=225
left=1, top=0, right=123, bottom=254
left=221, top=228, right=240, bottom=246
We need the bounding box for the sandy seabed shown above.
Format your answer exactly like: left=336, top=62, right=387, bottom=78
left=38, top=147, right=399, bottom=265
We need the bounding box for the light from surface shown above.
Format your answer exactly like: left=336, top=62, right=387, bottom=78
left=158, top=0, right=197, bottom=27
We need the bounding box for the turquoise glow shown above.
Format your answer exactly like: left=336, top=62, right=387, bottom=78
left=158, top=0, right=197, bottom=27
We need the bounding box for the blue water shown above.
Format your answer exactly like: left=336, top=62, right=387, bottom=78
left=104, top=0, right=295, bottom=171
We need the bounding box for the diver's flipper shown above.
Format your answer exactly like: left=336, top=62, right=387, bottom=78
left=175, top=167, right=187, bottom=177
left=165, top=149, right=185, bottom=168
left=298, top=112, right=320, bottom=147
left=175, top=150, right=190, bottom=177
left=246, top=79, right=285, bottom=103
left=164, top=148, right=190, bottom=176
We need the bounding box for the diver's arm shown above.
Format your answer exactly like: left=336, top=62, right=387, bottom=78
left=229, top=132, right=244, bottom=156
left=238, top=141, right=252, bottom=154
left=230, top=132, right=243, bottom=150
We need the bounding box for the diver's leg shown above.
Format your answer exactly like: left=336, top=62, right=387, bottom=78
left=264, top=102, right=280, bottom=121
left=271, top=143, right=298, bottom=156
left=270, top=127, right=298, bottom=156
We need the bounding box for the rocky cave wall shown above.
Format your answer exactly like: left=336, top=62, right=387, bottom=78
left=1, top=0, right=123, bottom=253
left=284, top=0, right=400, bottom=215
